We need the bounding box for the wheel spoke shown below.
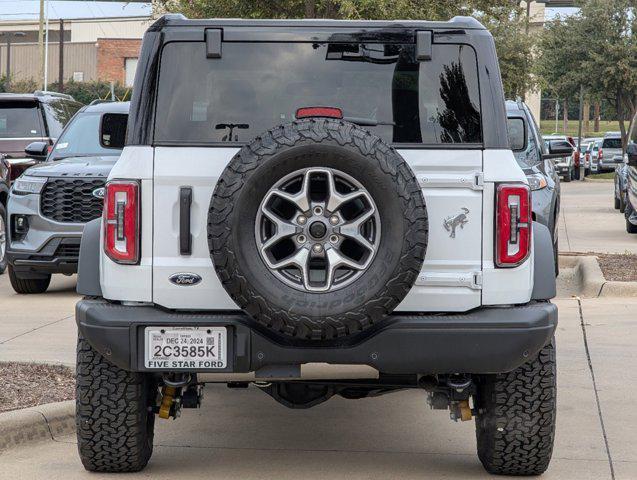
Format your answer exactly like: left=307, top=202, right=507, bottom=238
left=326, top=170, right=367, bottom=212
left=270, top=169, right=312, bottom=213
left=339, top=209, right=376, bottom=252
left=325, top=247, right=366, bottom=289
left=267, top=247, right=311, bottom=283
left=260, top=207, right=298, bottom=251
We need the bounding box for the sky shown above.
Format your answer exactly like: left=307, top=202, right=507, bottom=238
left=0, top=1, right=152, bottom=21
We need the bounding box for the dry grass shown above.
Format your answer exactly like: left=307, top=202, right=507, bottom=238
left=0, top=362, right=75, bottom=413
left=597, top=253, right=637, bottom=282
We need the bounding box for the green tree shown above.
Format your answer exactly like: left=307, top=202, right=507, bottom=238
left=153, top=0, right=535, bottom=98
left=536, top=0, right=637, bottom=144
left=579, top=0, right=637, bottom=146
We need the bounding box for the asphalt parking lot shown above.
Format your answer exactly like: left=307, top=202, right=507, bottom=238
left=1, top=180, right=636, bottom=479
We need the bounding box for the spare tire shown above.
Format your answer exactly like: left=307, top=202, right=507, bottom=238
left=208, top=118, right=428, bottom=342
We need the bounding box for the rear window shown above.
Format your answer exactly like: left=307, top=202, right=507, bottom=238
left=602, top=138, right=622, bottom=149
left=0, top=101, right=42, bottom=138
left=154, top=42, right=482, bottom=146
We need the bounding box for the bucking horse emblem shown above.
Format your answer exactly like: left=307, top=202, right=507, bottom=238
left=443, top=208, right=470, bottom=238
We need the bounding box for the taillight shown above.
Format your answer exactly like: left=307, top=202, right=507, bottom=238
left=598, top=148, right=603, bottom=160
left=574, top=151, right=580, bottom=167
left=496, top=184, right=531, bottom=267
left=296, top=106, right=343, bottom=119
left=103, top=180, right=140, bottom=264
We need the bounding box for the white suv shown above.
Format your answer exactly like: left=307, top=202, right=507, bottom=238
left=74, top=15, right=558, bottom=476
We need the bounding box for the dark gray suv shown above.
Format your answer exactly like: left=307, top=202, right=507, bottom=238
left=6, top=101, right=129, bottom=293
left=506, top=100, right=562, bottom=274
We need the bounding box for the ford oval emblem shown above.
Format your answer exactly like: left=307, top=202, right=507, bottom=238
left=92, top=187, right=105, bottom=199
left=169, top=273, right=202, bottom=286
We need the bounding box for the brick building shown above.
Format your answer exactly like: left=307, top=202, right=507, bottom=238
left=0, top=2, right=151, bottom=87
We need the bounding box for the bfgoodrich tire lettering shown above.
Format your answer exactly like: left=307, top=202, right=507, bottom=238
left=208, top=118, right=428, bottom=342
left=76, top=334, right=157, bottom=472
left=474, top=338, right=556, bottom=476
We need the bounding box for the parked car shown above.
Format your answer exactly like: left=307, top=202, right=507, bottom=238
left=593, top=133, right=623, bottom=173
left=0, top=91, right=82, bottom=181
left=544, top=134, right=576, bottom=181
left=624, top=118, right=637, bottom=233
left=0, top=154, right=8, bottom=274
left=74, top=15, right=559, bottom=476
left=578, top=137, right=597, bottom=176
left=506, top=100, right=561, bottom=274
left=5, top=101, right=129, bottom=294
left=615, top=162, right=629, bottom=212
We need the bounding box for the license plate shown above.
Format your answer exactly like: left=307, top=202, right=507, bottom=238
left=144, top=327, right=227, bottom=369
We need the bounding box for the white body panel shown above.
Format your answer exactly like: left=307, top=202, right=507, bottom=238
left=150, top=147, right=484, bottom=312
left=481, top=149, right=533, bottom=304
left=99, top=146, right=533, bottom=311
left=100, top=146, right=154, bottom=302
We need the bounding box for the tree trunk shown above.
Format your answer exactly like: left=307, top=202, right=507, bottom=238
left=583, top=99, right=590, bottom=135
left=304, top=0, right=316, bottom=18
left=594, top=102, right=600, bottom=132
left=562, top=99, right=569, bottom=134
left=615, top=92, right=627, bottom=151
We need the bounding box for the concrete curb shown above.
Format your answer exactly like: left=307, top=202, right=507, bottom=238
left=0, top=400, right=75, bottom=452
left=567, top=254, right=637, bottom=298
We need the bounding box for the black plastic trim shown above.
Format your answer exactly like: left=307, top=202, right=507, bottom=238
left=205, top=28, right=222, bottom=58
left=76, top=218, right=102, bottom=296
left=531, top=222, right=556, bottom=300
left=179, top=186, right=192, bottom=255
left=416, top=30, right=432, bottom=61
left=77, top=299, right=557, bottom=375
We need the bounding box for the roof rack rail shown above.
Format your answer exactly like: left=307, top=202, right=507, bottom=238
left=89, top=99, right=113, bottom=105
left=33, top=90, right=74, bottom=100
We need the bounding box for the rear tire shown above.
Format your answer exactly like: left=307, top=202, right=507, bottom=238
left=8, top=265, right=51, bottom=294
left=562, top=171, right=571, bottom=183
left=619, top=191, right=626, bottom=213
left=474, top=339, right=556, bottom=476
left=627, top=217, right=637, bottom=234
left=76, top=334, right=157, bottom=472
left=615, top=195, right=621, bottom=210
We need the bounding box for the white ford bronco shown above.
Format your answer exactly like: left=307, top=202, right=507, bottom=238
left=75, top=15, right=558, bottom=476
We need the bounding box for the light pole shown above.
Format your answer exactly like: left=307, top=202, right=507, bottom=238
left=0, top=31, right=26, bottom=80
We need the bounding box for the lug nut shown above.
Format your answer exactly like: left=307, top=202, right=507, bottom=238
left=313, top=206, right=323, bottom=215
left=329, top=235, right=339, bottom=244
left=297, top=235, right=306, bottom=243
left=312, top=243, right=324, bottom=253
left=329, top=215, right=339, bottom=225
left=297, top=215, right=307, bottom=225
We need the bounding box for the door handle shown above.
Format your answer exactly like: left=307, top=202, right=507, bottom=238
left=179, top=187, right=192, bottom=255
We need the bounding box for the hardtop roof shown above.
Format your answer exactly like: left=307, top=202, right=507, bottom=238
left=148, top=14, right=486, bottom=32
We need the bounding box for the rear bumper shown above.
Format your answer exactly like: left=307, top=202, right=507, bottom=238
left=76, top=298, right=558, bottom=376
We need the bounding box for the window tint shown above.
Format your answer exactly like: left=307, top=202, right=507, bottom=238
left=602, top=138, right=622, bottom=149
left=0, top=102, right=42, bottom=138
left=154, top=42, right=482, bottom=145
left=50, top=112, right=124, bottom=160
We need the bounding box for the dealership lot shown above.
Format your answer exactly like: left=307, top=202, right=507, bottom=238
left=1, top=180, right=636, bottom=479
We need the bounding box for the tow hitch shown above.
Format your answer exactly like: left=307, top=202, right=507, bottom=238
left=422, top=375, right=476, bottom=422
left=156, top=374, right=204, bottom=419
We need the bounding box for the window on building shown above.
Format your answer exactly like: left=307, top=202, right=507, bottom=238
left=125, top=58, right=138, bottom=88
